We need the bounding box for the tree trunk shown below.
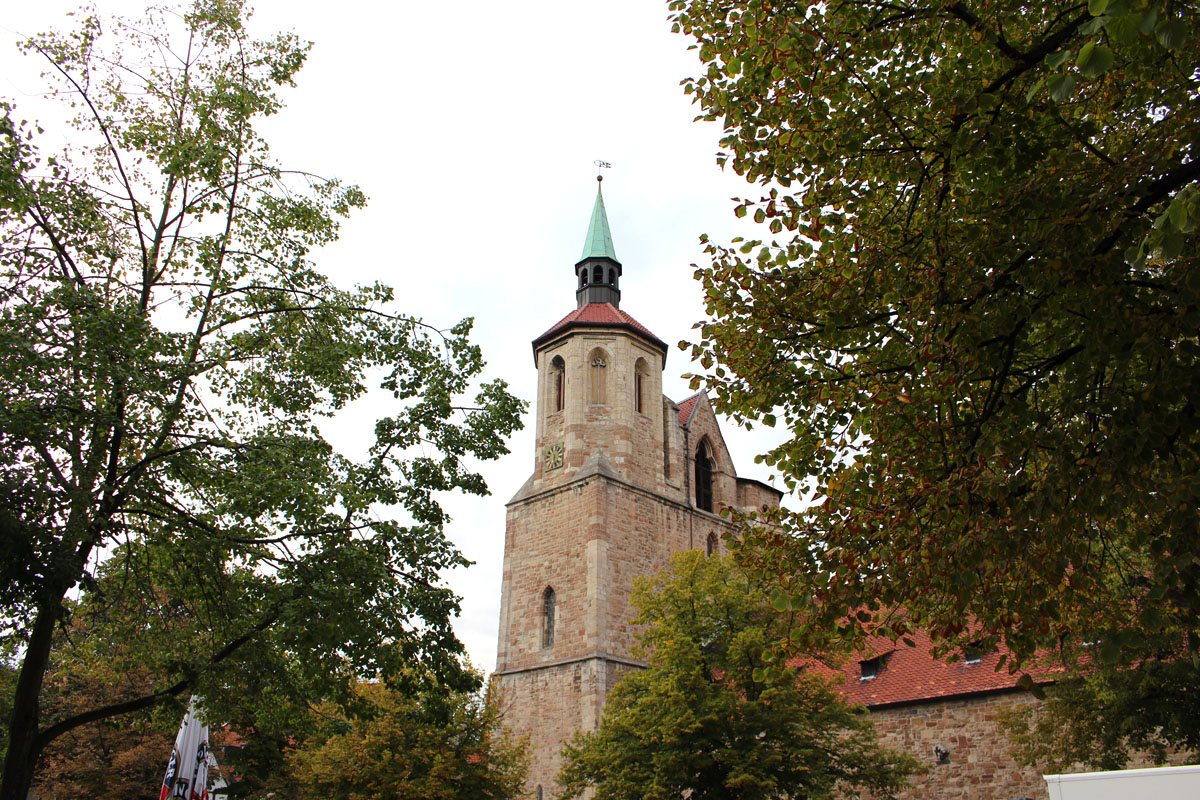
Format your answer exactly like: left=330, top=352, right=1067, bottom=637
left=1, top=599, right=63, bottom=800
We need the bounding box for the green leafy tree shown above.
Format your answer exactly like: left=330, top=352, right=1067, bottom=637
left=998, top=633, right=1200, bottom=770
left=284, top=672, right=528, bottom=800
left=671, top=0, right=1200, bottom=702
left=0, top=3, right=523, bottom=796
left=556, top=551, right=920, bottom=800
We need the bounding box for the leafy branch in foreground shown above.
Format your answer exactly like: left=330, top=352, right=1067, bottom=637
left=673, top=0, right=1199, bottom=671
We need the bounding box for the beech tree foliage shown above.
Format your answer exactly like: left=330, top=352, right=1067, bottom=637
left=671, top=0, right=1200, bottom=684
left=556, top=552, right=919, bottom=800
left=0, top=3, right=522, bottom=796
left=998, top=633, right=1200, bottom=770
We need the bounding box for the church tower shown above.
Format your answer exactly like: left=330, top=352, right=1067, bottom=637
left=494, top=177, right=782, bottom=798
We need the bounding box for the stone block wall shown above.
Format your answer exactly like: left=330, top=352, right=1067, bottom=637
left=862, top=691, right=1196, bottom=800
left=865, top=692, right=1046, bottom=800
left=531, top=331, right=675, bottom=499
left=496, top=658, right=609, bottom=800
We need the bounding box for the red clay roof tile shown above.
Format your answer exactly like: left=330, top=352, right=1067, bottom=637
left=676, top=393, right=701, bottom=426
left=807, top=629, right=1056, bottom=708
left=532, top=303, right=667, bottom=354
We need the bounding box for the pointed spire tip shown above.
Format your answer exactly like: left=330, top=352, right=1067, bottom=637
left=579, top=177, right=618, bottom=264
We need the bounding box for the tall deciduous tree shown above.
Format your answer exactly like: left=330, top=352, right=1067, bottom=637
left=670, top=0, right=1200, bottom=694
left=556, top=552, right=919, bottom=800
left=0, top=3, right=523, bottom=796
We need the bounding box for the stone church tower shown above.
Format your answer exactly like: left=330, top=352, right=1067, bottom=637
left=494, top=178, right=782, bottom=798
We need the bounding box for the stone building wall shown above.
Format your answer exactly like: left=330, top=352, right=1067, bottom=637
left=862, top=691, right=1196, bottom=800
left=865, top=692, right=1046, bottom=800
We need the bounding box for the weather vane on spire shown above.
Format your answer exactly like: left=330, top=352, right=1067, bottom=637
left=594, top=159, right=611, bottom=182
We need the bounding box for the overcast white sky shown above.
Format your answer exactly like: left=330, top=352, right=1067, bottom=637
left=2, top=0, right=791, bottom=672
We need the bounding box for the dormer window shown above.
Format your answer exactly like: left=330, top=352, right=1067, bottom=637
left=859, top=653, right=889, bottom=680
left=963, top=641, right=988, bottom=664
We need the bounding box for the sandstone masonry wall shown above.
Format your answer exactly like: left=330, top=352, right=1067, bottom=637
left=866, top=692, right=1045, bottom=800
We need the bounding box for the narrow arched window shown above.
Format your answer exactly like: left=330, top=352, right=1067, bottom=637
left=706, top=532, right=718, bottom=556
left=588, top=348, right=608, bottom=405
left=634, top=358, right=648, bottom=414
left=608, top=267, right=616, bottom=285
left=537, top=787, right=544, bottom=800
left=542, top=587, right=556, bottom=647
left=695, top=441, right=714, bottom=512
left=592, top=264, right=603, bottom=284
left=550, top=355, right=565, bottom=413
left=579, top=268, right=587, bottom=288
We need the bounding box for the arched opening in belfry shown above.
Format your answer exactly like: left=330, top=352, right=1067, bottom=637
left=579, top=268, right=587, bottom=288
left=634, top=357, right=649, bottom=414
left=550, top=355, right=565, bottom=413
left=542, top=587, right=556, bottom=648
left=592, top=264, right=603, bottom=284
left=695, top=440, right=714, bottom=512
left=588, top=348, right=608, bottom=405
left=608, top=267, right=616, bottom=285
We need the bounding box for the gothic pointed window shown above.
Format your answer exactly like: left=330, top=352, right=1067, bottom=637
left=634, top=358, right=648, bottom=414
left=542, top=587, right=556, bottom=648
left=588, top=348, right=608, bottom=405
left=706, top=531, right=718, bottom=556
left=550, top=355, right=565, bottom=413
left=695, top=441, right=714, bottom=512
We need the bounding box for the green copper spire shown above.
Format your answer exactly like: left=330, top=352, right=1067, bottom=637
left=579, top=178, right=620, bottom=265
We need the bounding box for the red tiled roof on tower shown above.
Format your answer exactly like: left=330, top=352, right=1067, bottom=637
left=532, top=302, right=668, bottom=360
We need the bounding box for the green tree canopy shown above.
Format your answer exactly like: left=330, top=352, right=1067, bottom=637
left=670, top=0, right=1200, bottom=683
left=557, top=551, right=920, bottom=800
left=998, top=630, right=1200, bottom=770
left=0, top=3, right=522, bottom=796
left=285, top=672, right=528, bottom=800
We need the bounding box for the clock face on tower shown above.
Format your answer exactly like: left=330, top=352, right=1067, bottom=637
left=543, top=442, right=564, bottom=471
